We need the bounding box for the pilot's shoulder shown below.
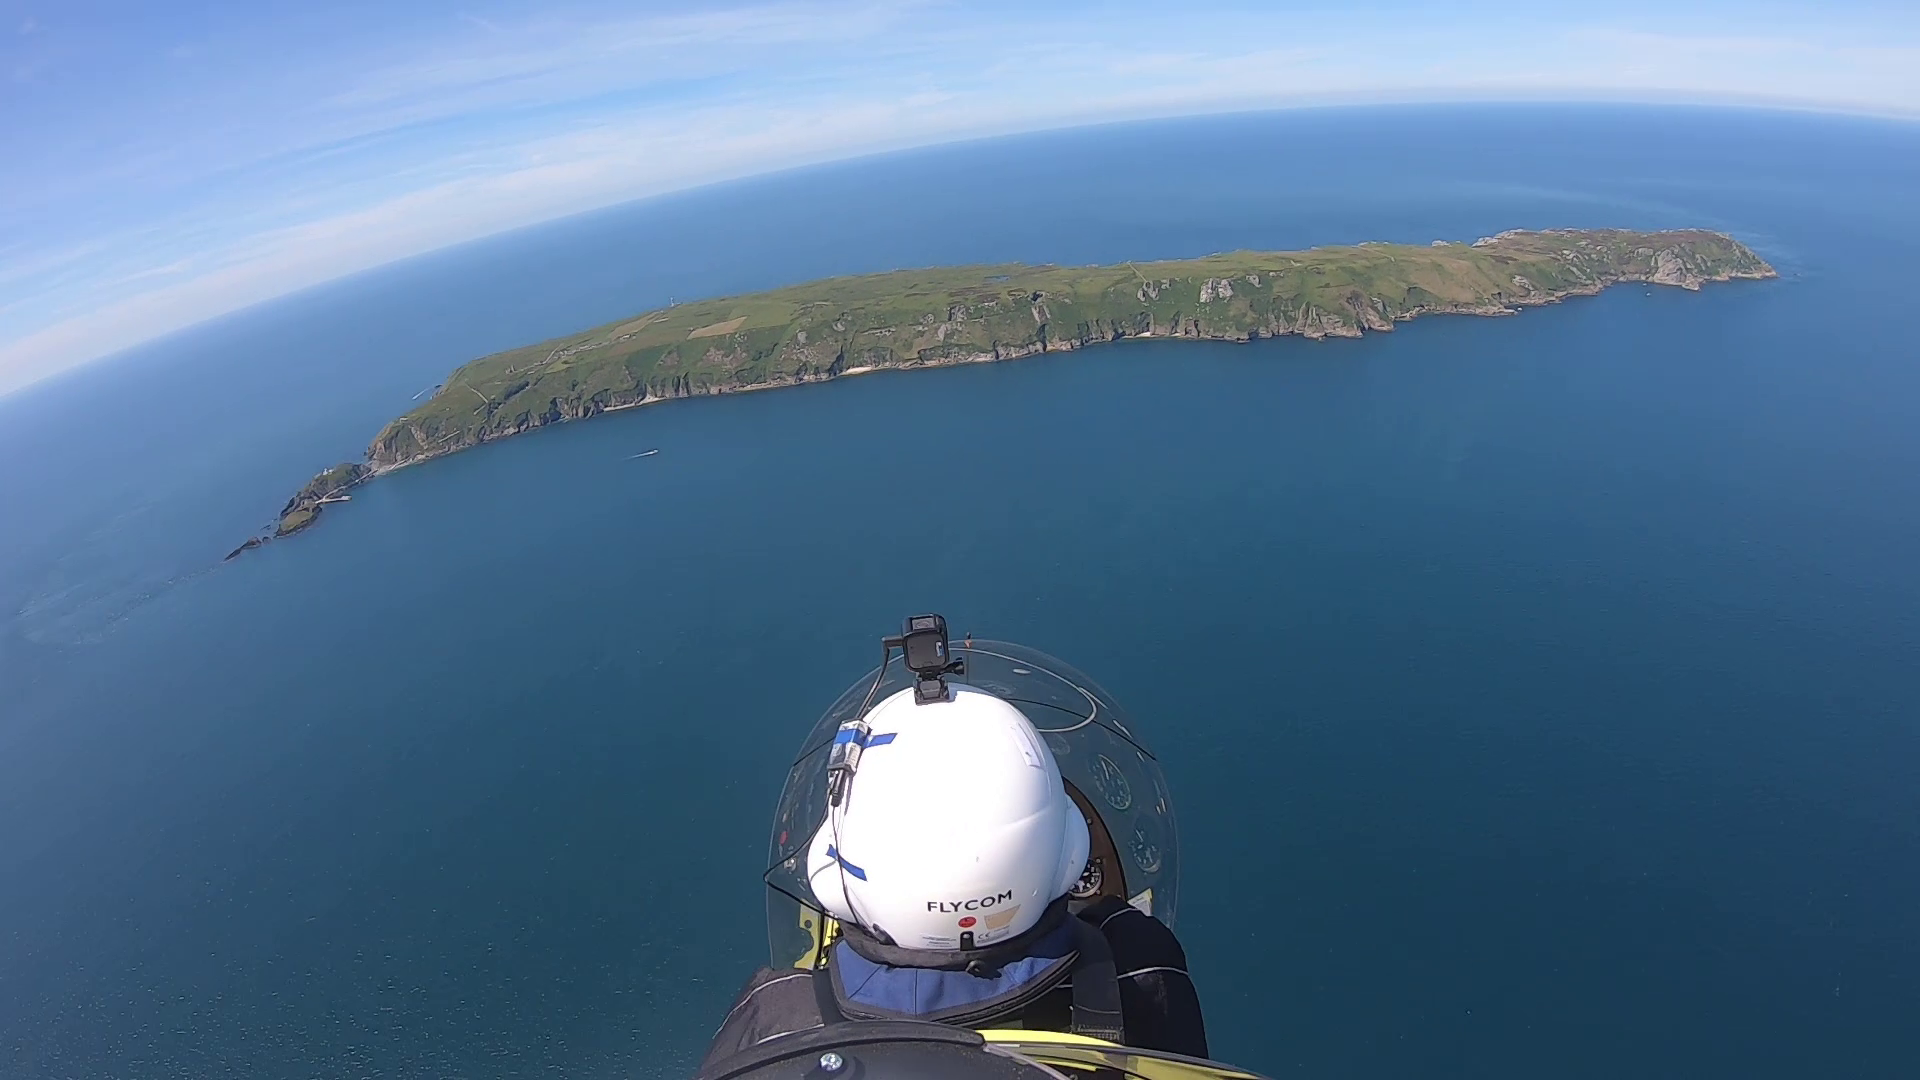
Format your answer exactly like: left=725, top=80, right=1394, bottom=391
left=1076, top=897, right=1189, bottom=968
left=700, top=967, right=823, bottom=1074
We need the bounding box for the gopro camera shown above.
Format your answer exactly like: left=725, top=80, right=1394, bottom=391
left=887, top=613, right=965, bottom=704
left=902, top=614, right=949, bottom=673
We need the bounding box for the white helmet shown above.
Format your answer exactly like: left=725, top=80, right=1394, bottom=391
left=806, top=685, right=1090, bottom=951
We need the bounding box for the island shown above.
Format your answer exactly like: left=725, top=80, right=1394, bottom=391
left=246, top=228, right=1773, bottom=547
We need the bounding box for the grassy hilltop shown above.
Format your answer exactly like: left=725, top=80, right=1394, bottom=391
left=255, top=228, right=1772, bottom=544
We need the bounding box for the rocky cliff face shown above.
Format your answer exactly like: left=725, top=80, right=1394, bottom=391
left=228, top=461, right=370, bottom=556
left=268, top=463, right=371, bottom=543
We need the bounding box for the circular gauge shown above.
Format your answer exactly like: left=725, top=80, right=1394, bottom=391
left=1129, top=822, right=1162, bottom=874
left=1045, top=734, right=1072, bottom=758
left=1070, top=857, right=1105, bottom=899
left=1092, top=754, right=1132, bottom=812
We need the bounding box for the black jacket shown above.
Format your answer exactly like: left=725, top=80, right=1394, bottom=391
left=699, top=897, right=1207, bottom=1072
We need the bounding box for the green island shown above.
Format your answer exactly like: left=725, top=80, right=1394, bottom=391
left=239, top=227, right=1773, bottom=553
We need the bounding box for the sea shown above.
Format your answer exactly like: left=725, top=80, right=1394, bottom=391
left=2, top=105, right=1918, bottom=1079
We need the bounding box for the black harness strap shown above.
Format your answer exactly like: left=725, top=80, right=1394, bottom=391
left=811, top=964, right=847, bottom=1025
left=1065, top=916, right=1126, bottom=1043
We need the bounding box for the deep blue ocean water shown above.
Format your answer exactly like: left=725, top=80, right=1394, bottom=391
left=3, top=105, right=1919, bottom=1078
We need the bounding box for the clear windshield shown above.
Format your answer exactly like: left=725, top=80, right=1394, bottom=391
left=764, top=639, right=1179, bottom=968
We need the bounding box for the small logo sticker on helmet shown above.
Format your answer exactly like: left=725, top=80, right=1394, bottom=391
left=958, top=916, right=976, bottom=928
left=983, top=905, right=1022, bottom=931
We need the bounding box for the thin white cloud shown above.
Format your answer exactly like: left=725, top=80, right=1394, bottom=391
left=1563, top=26, right=1920, bottom=105
left=111, top=258, right=194, bottom=286
left=2, top=2, right=1917, bottom=397
left=326, top=2, right=920, bottom=112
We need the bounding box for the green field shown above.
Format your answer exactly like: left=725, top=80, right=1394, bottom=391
left=264, top=228, right=1773, bottom=541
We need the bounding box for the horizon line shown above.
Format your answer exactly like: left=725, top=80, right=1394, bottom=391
left=4, top=95, right=1913, bottom=404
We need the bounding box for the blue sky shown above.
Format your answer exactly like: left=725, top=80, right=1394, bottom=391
left=2, top=0, right=1916, bottom=395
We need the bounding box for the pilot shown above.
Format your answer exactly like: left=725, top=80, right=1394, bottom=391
left=700, top=685, right=1208, bottom=1069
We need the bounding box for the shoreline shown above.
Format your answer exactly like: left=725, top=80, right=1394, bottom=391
left=350, top=264, right=1772, bottom=481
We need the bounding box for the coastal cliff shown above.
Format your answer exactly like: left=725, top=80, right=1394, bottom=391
left=251, top=228, right=1774, bottom=545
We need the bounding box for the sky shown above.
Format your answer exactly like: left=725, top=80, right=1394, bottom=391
left=2, top=0, right=1917, bottom=396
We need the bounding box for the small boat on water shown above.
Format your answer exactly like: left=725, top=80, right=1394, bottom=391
left=627, top=449, right=660, bottom=459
